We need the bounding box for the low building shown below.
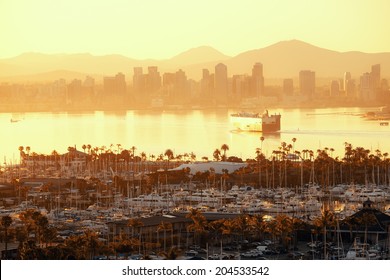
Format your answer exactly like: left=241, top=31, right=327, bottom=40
left=340, top=199, right=390, bottom=244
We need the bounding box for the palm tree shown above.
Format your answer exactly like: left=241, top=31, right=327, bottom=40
left=35, top=215, right=49, bottom=246
left=220, top=144, right=229, bottom=161
left=313, top=210, right=335, bottom=259
left=127, top=218, right=144, bottom=238
left=18, top=146, right=25, bottom=165
left=186, top=209, right=208, bottom=247
left=213, top=149, right=221, bottom=161
left=83, top=230, right=102, bottom=259
left=291, top=137, right=297, bottom=153
left=1, top=216, right=13, bottom=259
left=232, top=215, right=252, bottom=243
left=164, top=149, right=174, bottom=170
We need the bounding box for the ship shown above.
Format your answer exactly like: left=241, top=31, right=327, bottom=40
left=230, top=110, right=281, bottom=132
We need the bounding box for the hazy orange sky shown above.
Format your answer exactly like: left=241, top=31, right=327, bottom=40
left=1, top=0, right=389, bottom=59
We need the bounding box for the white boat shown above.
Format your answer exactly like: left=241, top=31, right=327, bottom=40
left=230, top=110, right=281, bottom=132
left=124, top=193, right=174, bottom=209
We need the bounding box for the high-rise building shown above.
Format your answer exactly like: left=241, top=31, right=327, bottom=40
left=299, top=70, right=315, bottom=98
left=104, top=72, right=126, bottom=95
left=371, top=64, right=381, bottom=90
left=360, top=72, right=372, bottom=100
left=174, top=69, right=188, bottom=100
left=214, top=63, right=228, bottom=101
left=200, top=69, right=212, bottom=98
left=232, top=74, right=250, bottom=99
left=147, top=66, right=162, bottom=92
left=371, top=64, right=381, bottom=101
left=133, top=67, right=144, bottom=93
left=330, top=80, right=340, bottom=97
left=251, top=63, right=264, bottom=97
left=283, top=79, right=294, bottom=96
left=343, top=72, right=351, bottom=92
left=345, top=79, right=356, bottom=98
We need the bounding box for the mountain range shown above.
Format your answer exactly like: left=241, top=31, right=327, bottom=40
left=1, top=40, right=389, bottom=83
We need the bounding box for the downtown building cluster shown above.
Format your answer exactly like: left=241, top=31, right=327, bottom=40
left=0, top=62, right=389, bottom=111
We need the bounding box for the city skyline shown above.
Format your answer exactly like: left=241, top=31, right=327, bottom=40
left=1, top=0, right=390, bottom=60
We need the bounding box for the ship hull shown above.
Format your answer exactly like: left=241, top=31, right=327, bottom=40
left=230, top=112, right=281, bottom=132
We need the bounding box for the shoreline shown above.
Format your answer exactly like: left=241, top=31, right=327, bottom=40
left=0, top=103, right=386, bottom=114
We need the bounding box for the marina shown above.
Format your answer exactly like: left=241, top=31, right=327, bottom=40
left=1, top=107, right=390, bottom=260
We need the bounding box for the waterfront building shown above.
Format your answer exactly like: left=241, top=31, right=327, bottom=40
left=200, top=69, right=214, bottom=101
left=360, top=72, right=373, bottom=101
left=103, top=72, right=126, bottom=95
left=174, top=69, right=188, bottom=101
left=147, top=66, right=162, bottom=93
left=133, top=67, right=145, bottom=93
left=251, top=62, right=264, bottom=98
left=330, top=80, right=340, bottom=97
left=283, top=78, right=294, bottom=96
left=214, top=63, right=228, bottom=102
left=340, top=199, right=390, bottom=244
left=299, top=70, right=315, bottom=98
left=343, top=72, right=351, bottom=92
left=232, top=74, right=250, bottom=100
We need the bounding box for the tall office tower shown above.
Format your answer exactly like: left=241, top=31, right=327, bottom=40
left=299, top=70, right=315, bottom=98
left=343, top=72, right=351, bottom=92
left=345, top=79, right=356, bottom=98
left=214, top=63, right=228, bottom=101
left=381, top=79, right=389, bottom=92
left=283, top=79, right=294, bottom=95
left=201, top=69, right=211, bottom=98
left=133, top=67, right=143, bottom=93
left=232, top=74, right=250, bottom=99
left=371, top=64, right=381, bottom=101
left=82, top=76, right=95, bottom=95
left=147, top=66, right=162, bottom=92
left=174, top=69, right=188, bottom=100
left=330, top=80, right=340, bottom=97
left=251, top=62, right=264, bottom=97
left=163, top=72, right=175, bottom=87
left=371, top=64, right=381, bottom=89
left=360, top=72, right=373, bottom=101
left=67, top=79, right=82, bottom=102
left=83, top=76, right=95, bottom=88
left=103, top=72, right=126, bottom=95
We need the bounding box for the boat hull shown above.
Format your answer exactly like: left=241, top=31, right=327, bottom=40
left=230, top=112, right=281, bottom=132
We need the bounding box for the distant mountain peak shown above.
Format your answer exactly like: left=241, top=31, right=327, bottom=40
left=169, top=46, right=230, bottom=65
left=264, top=39, right=328, bottom=51
left=1, top=40, right=390, bottom=81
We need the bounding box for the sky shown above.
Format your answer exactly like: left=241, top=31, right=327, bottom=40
left=1, top=0, right=390, bottom=59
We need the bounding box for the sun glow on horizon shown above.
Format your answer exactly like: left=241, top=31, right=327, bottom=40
left=1, top=0, right=390, bottom=59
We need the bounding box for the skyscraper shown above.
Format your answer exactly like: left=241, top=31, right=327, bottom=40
left=343, top=72, right=351, bottom=92
left=251, top=63, right=264, bottom=98
left=371, top=64, right=381, bottom=101
left=147, top=66, right=162, bottom=93
left=330, top=80, right=340, bottom=97
left=133, top=67, right=144, bottom=93
left=299, top=70, right=315, bottom=98
left=104, top=72, right=126, bottom=95
left=371, top=64, right=381, bottom=90
left=360, top=72, right=372, bottom=101
left=201, top=69, right=212, bottom=98
left=283, top=79, right=294, bottom=96
left=214, top=63, right=228, bottom=102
